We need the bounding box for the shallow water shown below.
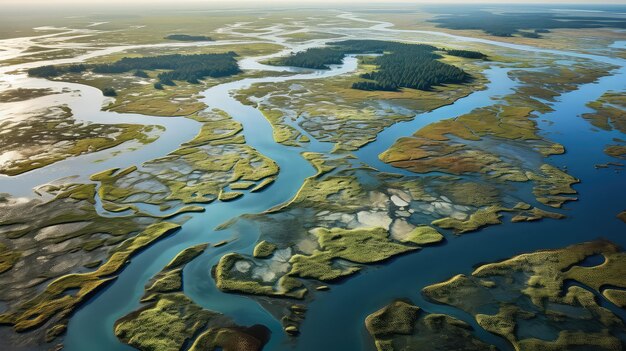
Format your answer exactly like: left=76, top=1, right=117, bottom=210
left=0, top=38, right=271, bottom=195
left=62, top=50, right=361, bottom=351
left=0, top=12, right=624, bottom=351
left=296, top=32, right=626, bottom=351
left=354, top=65, right=519, bottom=175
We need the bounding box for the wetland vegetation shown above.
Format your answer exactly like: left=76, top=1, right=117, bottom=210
left=420, top=240, right=626, bottom=351
left=115, top=244, right=269, bottom=351
left=366, top=300, right=496, bottom=351
left=0, top=106, right=160, bottom=176
left=0, top=4, right=625, bottom=351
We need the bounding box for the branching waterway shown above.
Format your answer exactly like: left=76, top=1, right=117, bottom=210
left=0, top=11, right=625, bottom=351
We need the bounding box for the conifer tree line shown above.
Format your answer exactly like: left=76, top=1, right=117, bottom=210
left=91, top=53, right=240, bottom=84
left=280, top=48, right=346, bottom=69
left=28, top=53, right=240, bottom=86
left=27, top=40, right=486, bottom=93
left=445, top=49, right=487, bottom=59
left=277, top=40, right=484, bottom=91
left=164, top=34, right=212, bottom=41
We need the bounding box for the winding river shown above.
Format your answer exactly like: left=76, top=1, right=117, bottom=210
left=297, top=15, right=626, bottom=351
left=1, top=11, right=625, bottom=351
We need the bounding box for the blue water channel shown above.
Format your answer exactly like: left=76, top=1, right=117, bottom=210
left=51, top=21, right=626, bottom=351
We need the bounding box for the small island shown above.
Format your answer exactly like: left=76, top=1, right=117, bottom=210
left=164, top=34, right=212, bottom=41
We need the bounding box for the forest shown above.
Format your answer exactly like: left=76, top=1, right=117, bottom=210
left=279, top=48, right=345, bottom=69
left=445, top=49, right=487, bottom=59
left=164, top=34, right=212, bottom=41
left=28, top=53, right=241, bottom=85
left=28, top=64, right=87, bottom=78
left=276, top=40, right=476, bottom=91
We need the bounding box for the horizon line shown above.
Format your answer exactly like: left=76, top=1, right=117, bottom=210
left=3, top=0, right=626, bottom=5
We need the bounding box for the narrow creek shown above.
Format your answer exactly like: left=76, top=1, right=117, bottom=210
left=61, top=54, right=366, bottom=351
left=354, top=65, right=518, bottom=174
left=58, top=35, right=532, bottom=351
left=297, top=64, right=626, bottom=350
left=0, top=38, right=274, bottom=195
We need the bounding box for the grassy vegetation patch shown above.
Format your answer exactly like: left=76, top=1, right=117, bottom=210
left=583, top=92, right=626, bottom=135
left=366, top=299, right=496, bottom=351
left=0, top=88, right=58, bottom=102
left=312, top=226, right=415, bottom=264
left=432, top=205, right=504, bottom=234
left=253, top=241, right=277, bottom=258
left=0, top=243, right=21, bottom=275
left=0, top=106, right=159, bottom=176
left=116, top=293, right=221, bottom=351
left=422, top=240, right=626, bottom=350
left=91, top=109, right=278, bottom=207
left=0, top=187, right=169, bottom=344
left=401, top=226, right=444, bottom=245
left=214, top=253, right=307, bottom=298
left=188, top=325, right=270, bottom=351
left=527, top=164, right=579, bottom=208
left=115, top=240, right=269, bottom=350
left=380, top=104, right=544, bottom=180
left=0, top=222, right=180, bottom=333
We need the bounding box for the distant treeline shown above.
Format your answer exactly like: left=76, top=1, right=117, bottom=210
left=28, top=64, right=87, bottom=78
left=277, top=40, right=481, bottom=91
left=429, top=11, right=626, bottom=38
left=445, top=49, right=487, bottom=59
left=28, top=52, right=241, bottom=85
left=280, top=48, right=346, bottom=69
left=164, top=34, right=212, bottom=41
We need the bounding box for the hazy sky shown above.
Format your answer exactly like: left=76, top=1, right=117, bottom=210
left=3, top=0, right=626, bottom=4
